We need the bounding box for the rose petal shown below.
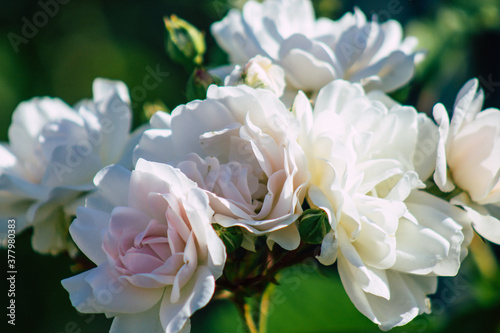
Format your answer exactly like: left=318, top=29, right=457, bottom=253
left=160, top=265, right=215, bottom=333
left=85, top=263, right=163, bottom=313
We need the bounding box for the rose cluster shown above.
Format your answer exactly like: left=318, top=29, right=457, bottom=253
left=2, top=0, right=500, bottom=332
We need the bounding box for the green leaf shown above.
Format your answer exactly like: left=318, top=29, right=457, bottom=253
left=214, top=224, right=244, bottom=253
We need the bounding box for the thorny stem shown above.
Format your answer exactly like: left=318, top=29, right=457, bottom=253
left=267, top=242, right=316, bottom=276
left=218, top=241, right=319, bottom=333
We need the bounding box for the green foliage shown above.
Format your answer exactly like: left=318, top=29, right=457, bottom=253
left=213, top=224, right=244, bottom=253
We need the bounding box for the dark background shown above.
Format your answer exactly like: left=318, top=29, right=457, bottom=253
left=1, top=0, right=500, bottom=332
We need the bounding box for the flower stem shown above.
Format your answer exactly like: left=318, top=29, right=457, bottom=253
left=234, top=294, right=260, bottom=333
left=243, top=300, right=259, bottom=333
left=258, top=283, right=275, bottom=333
left=233, top=283, right=274, bottom=333
left=224, top=239, right=316, bottom=333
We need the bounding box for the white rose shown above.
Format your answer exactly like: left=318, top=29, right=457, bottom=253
left=211, top=0, right=421, bottom=97
left=433, top=78, right=500, bottom=244
left=0, top=78, right=144, bottom=255
left=134, top=84, right=309, bottom=250
left=62, top=159, right=226, bottom=333
left=294, top=80, right=472, bottom=329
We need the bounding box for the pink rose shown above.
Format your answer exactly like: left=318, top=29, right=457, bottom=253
left=62, top=159, right=226, bottom=333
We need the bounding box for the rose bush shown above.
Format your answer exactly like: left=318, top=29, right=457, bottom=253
left=12, top=1, right=498, bottom=331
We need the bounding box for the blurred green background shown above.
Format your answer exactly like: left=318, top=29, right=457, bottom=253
left=1, top=0, right=500, bottom=332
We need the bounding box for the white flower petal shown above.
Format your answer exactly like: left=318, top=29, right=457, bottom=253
left=62, top=270, right=106, bottom=314
left=170, top=99, right=236, bottom=161
left=91, top=92, right=132, bottom=165
left=0, top=172, right=47, bottom=201
left=470, top=210, right=500, bottom=244
left=70, top=207, right=110, bottom=265
left=85, top=263, right=163, bottom=313
left=31, top=206, right=72, bottom=255
left=86, top=164, right=131, bottom=212
left=338, top=227, right=390, bottom=299
left=338, top=255, right=436, bottom=331
left=133, top=128, right=176, bottom=165
left=160, top=266, right=215, bottom=333
left=150, top=110, right=172, bottom=129
left=448, top=109, right=500, bottom=202
left=93, top=78, right=131, bottom=105
left=449, top=78, right=482, bottom=137
left=110, top=301, right=164, bottom=333
left=316, top=231, right=338, bottom=265
left=453, top=194, right=500, bottom=244
left=314, top=79, right=364, bottom=116
left=205, top=224, right=226, bottom=279
left=357, top=51, right=417, bottom=93
left=279, top=35, right=338, bottom=90
left=433, top=102, right=455, bottom=192
left=413, top=113, right=438, bottom=181
left=266, top=222, right=300, bottom=250
left=406, top=191, right=472, bottom=275
left=392, top=217, right=449, bottom=275
left=42, top=143, right=103, bottom=188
